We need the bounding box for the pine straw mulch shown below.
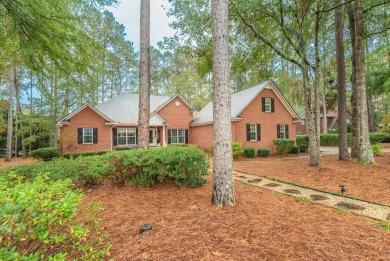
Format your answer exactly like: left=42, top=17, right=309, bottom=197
left=0, top=157, right=39, bottom=169
left=84, top=174, right=390, bottom=261
left=234, top=153, right=390, bottom=206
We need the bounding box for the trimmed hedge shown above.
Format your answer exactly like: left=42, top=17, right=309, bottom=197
left=2, top=146, right=209, bottom=188
left=29, top=147, right=60, bottom=161
left=243, top=147, right=256, bottom=158
left=273, top=139, right=295, bottom=154
left=296, top=132, right=390, bottom=146
left=257, top=148, right=270, bottom=157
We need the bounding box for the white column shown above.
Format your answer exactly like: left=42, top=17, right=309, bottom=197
left=162, top=124, right=167, bottom=147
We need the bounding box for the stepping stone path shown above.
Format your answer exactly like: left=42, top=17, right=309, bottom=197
left=284, top=189, right=302, bottom=195
left=310, top=194, right=329, bottom=201
left=233, top=170, right=390, bottom=221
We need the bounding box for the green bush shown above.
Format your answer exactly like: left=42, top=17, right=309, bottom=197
left=63, top=150, right=109, bottom=159
left=3, top=146, right=209, bottom=188
left=299, top=144, right=309, bottom=152
left=257, top=148, right=270, bottom=156
left=273, top=139, right=295, bottom=154
left=0, top=174, right=111, bottom=260
left=243, top=147, right=256, bottom=158
left=297, top=132, right=390, bottom=146
left=289, top=145, right=300, bottom=154
left=296, top=135, right=309, bottom=145
left=29, top=147, right=60, bottom=161
left=232, top=142, right=243, bottom=159
left=372, top=143, right=384, bottom=156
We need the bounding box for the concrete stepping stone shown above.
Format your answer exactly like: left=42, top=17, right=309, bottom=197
left=284, top=189, right=301, bottom=194
left=386, top=213, right=390, bottom=220
left=264, top=183, right=281, bottom=187
left=236, top=175, right=247, bottom=179
left=310, top=194, right=329, bottom=201
left=335, top=202, right=366, bottom=211
left=248, top=179, right=262, bottom=184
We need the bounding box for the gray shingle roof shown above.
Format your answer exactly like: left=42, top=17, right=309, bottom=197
left=191, top=81, right=268, bottom=125
left=95, top=93, right=171, bottom=123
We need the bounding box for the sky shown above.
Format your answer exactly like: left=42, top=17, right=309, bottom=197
left=106, top=0, right=176, bottom=51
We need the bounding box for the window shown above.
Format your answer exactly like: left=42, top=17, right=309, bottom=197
left=169, top=129, right=187, bottom=144
left=277, top=124, right=289, bottom=139
left=83, top=128, right=93, bottom=144
left=78, top=128, right=97, bottom=144
left=246, top=123, right=261, bottom=141
left=249, top=124, right=257, bottom=141
left=117, top=129, right=136, bottom=146
left=262, top=97, right=274, bottom=112
left=264, top=98, right=271, bottom=112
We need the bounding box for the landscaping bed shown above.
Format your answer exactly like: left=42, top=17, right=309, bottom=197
left=234, top=153, right=390, bottom=205
left=84, top=174, right=390, bottom=260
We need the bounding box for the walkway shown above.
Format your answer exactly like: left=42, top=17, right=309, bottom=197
left=233, top=170, right=390, bottom=222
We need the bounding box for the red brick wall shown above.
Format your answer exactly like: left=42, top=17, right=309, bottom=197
left=191, top=88, right=297, bottom=153
left=60, top=107, right=112, bottom=153
left=158, top=97, right=194, bottom=144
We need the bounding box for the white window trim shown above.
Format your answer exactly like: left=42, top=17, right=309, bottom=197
left=249, top=123, right=257, bottom=141
left=264, top=97, right=271, bottom=112
left=83, top=128, right=93, bottom=144
left=117, top=129, right=137, bottom=146
left=279, top=124, right=286, bottom=138
left=170, top=129, right=186, bottom=144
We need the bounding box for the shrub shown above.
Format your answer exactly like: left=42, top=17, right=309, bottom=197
left=257, top=148, right=270, bottom=156
left=372, top=143, right=384, bottom=156
left=289, top=145, right=300, bottom=154
left=273, top=139, right=295, bottom=154
left=369, top=133, right=390, bottom=143
left=29, top=147, right=60, bottom=161
left=232, top=142, right=243, bottom=159
left=243, top=147, right=256, bottom=158
left=0, top=174, right=111, bottom=260
left=296, top=135, right=309, bottom=145
left=299, top=144, right=309, bottom=152
left=63, top=151, right=109, bottom=159
left=3, top=146, right=209, bottom=188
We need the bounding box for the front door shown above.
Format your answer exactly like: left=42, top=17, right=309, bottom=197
left=149, top=129, right=157, bottom=147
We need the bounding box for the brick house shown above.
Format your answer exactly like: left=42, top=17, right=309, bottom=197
left=296, top=109, right=351, bottom=134
left=190, top=80, right=301, bottom=151
left=57, top=80, right=301, bottom=153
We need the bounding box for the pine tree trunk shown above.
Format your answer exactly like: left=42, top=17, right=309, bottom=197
left=354, top=0, right=374, bottom=164
left=322, top=77, right=327, bottom=134
left=15, top=75, right=26, bottom=159
left=6, top=67, right=14, bottom=162
left=335, top=0, right=349, bottom=160
left=29, top=71, right=33, bottom=152
left=348, top=6, right=360, bottom=158
left=211, top=0, right=235, bottom=207
left=52, top=73, right=58, bottom=148
left=14, top=71, right=19, bottom=158
left=138, top=0, right=151, bottom=149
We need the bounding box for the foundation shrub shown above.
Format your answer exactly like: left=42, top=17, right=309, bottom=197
left=243, top=147, right=255, bottom=158
left=273, top=139, right=295, bottom=154
left=29, top=147, right=60, bottom=161
left=257, top=148, right=270, bottom=156
left=296, top=135, right=309, bottom=145
left=369, top=133, right=390, bottom=143
left=289, top=145, right=300, bottom=154
left=0, top=174, right=110, bottom=260
left=63, top=151, right=109, bottom=159
left=232, top=142, right=243, bottom=159
left=299, top=144, right=309, bottom=152
left=297, top=133, right=389, bottom=146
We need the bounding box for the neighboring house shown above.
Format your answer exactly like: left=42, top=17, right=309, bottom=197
left=57, top=80, right=301, bottom=153
left=57, top=93, right=196, bottom=153
left=190, top=80, right=301, bottom=151
left=296, top=108, right=351, bottom=134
